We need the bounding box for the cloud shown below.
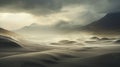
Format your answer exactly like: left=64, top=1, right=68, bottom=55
left=106, top=0, right=120, bottom=13
left=0, top=0, right=120, bottom=15
left=61, top=0, right=120, bottom=13
left=0, top=0, right=120, bottom=30
left=0, top=0, right=62, bottom=15
left=0, top=4, right=106, bottom=30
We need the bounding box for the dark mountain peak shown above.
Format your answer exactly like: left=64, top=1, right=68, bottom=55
left=103, top=12, right=120, bottom=22
left=86, top=12, right=120, bottom=30
left=84, top=12, right=120, bottom=34
left=107, top=12, right=120, bottom=16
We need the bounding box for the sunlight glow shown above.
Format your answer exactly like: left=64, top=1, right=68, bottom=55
left=0, top=13, right=37, bottom=30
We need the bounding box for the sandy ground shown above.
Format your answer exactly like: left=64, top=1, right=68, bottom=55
left=0, top=43, right=120, bottom=67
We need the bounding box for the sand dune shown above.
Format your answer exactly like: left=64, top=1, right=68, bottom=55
left=1, top=28, right=120, bottom=67
left=0, top=35, right=22, bottom=49
left=0, top=45, right=120, bottom=67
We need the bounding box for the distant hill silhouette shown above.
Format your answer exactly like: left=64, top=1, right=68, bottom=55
left=17, top=23, right=54, bottom=33
left=17, top=21, right=83, bottom=33
left=84, top=12, right=120, bottom=34
left=0, top=35, right=22, bottom=49
left=0, top=28, right=11, bottom=34
left=0, top=28, right=20, bottom=38
left=0, top=28, right=23, bottom=49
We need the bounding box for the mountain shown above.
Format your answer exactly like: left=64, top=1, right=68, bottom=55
left=84, top=12, right=120, bottom=34
left=17, top=21, right=83, bottom=33
left=17, top=23, right=54, bottom=33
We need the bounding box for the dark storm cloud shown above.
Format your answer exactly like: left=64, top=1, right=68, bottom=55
left=107, top=0, right=120, bottom=13
left=0, top=0, right=120, bottom=15
left=0, top=0, right=62, bottom=15
left=61, top=0, right=120, bottom=14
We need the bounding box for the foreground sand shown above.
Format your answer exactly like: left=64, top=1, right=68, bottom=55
left=0, top=44, right=120, bottom=67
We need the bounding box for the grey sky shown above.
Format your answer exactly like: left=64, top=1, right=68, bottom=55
left=0, top=0, right=119, bottom=30
left=0, top=0, right=119, bottom=14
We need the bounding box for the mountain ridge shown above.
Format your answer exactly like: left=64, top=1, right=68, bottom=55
left=83, top=12, right=120, bottom=34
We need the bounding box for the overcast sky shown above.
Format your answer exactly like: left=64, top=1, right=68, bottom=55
left=0, top=0, right=120, bottom=30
